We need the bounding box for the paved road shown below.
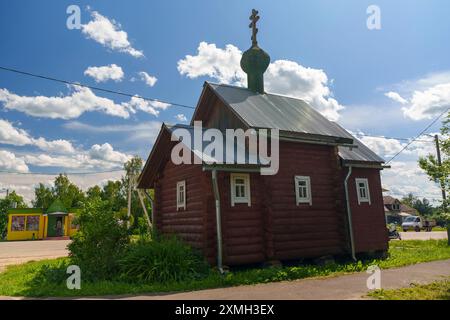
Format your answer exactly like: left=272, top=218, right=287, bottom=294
left=399, top=231, right=447, bottom=241
left=103, top=259, right=450, bottom=300
left=0, top=240, right=70, bottom=272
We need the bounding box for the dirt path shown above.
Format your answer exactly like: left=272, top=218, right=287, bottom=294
left=101, top=259, right=450, bottom=300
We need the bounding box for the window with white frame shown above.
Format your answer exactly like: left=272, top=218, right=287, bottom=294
left=355, top=178, right=371, bottom=205
left=230, top=173, right=251, bottom=206
left=295, top=176, right=312, bottom=205
left=176, top=180, right=186, bottom=210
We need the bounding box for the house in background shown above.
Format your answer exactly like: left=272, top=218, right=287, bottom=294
left=138, top=10, right=389, bottom=267
left=383, top=195, right=418, bottom=224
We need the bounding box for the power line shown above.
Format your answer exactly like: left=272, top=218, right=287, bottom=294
left=0, top=168, right=124, bottom=175
left=0, top=65, right=448, bottom=171
left=355, top=133, right=434, bottom=143
left=386, top=107, right=450, bottom=164
left=0, top=66, right=196, bottom=110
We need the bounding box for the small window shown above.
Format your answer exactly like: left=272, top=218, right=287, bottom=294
left=26, top=215, right=40, bottom=231
left=176, top=180, right=186, bottom=210
left=230, top=173, right=251, bottom=206
left=11, top=216, right=25, bottom=232
left=295, top=176, right=312, bottom=205
left=355, top=178, right=371, bottom=205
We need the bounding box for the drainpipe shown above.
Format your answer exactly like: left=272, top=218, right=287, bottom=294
left=344, top=165, right=357, bottom=261
left=211, top=169, right=224, bottom=273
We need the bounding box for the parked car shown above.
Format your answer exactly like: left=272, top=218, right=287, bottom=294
left=402, top=216, right=436, bottom=232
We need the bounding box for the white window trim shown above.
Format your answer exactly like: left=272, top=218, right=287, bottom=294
left=230, top=173, right=251, bottom=207
left=176, top=180, right=186, bottom=210
left=355, top=178, right=371, bottom=205
left=294, top=176, right=312, bottom=205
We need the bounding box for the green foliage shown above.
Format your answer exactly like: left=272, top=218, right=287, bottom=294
left=121, top=156, right=151, bottom=231
left=0, top=191, right=27, bottom=239
left=118, top=237, right=210, bottom=283
left=401, top=193, right=434, bottom=216
left=369, top=279, right=450, bottom=300
left=1, top=240, right=450, bottom=297
left=418, top=112, right=450, bottom=209
left=68, top=198, right=129, bottom=280
left=32, top=174, right=85, bottom=210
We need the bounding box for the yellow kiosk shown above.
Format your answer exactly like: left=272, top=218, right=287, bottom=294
left=6, top=199, right=79, bottom=241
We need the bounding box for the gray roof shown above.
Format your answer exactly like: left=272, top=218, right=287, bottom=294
left=332, top=123, right=385, bottom=163
left=166, top=124, right=268, bottom=166
left=207, top=82, right=384, bottom=164
left=209, top=83, right=349, bottom=138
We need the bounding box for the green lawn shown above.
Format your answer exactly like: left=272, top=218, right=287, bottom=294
left=0, top=240, right=449, bottom=297
left=369, top=279, right=450, bottom=300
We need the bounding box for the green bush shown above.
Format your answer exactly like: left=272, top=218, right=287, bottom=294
left=68, top=198, right=129, bottom=280
left=0, top=213, right=7, bottom=240
left=118, top=236, right=210, bottom=283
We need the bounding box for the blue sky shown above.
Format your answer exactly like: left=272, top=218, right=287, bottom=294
left=0, top=0, right=449, bottom=202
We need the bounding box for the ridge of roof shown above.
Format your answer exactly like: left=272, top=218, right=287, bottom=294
left=206, top=81, right=311, bottom=103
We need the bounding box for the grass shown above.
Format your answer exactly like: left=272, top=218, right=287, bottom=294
left=0, top=240, right=449, bottom=297
left=395, top=226, right=448, bottom=232
left=369, top=279, right=450, bottom=300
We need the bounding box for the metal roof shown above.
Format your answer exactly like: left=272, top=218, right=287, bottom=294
left=207, top=82, right=384, bottom=164
left=332, top=123, right=385, bottom=163
left=166, top=124, right=268, bottom=166
left=208, top=83, right=350, bottom=138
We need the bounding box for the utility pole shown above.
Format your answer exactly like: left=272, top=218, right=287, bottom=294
left=435, top=135, right=447, bottom=208
left=127, top=174, right=132, bottom=228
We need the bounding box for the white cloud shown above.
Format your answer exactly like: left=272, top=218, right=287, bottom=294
left=385, top=91, right=408, bottom=104
left=0, top=119, right=32, bottom=146
left=0, top=86, right=172, bottom=120
left=175, top=114, right=187, bottom=122
left=23, top=142, right=131, bottom=170
left=84, top=64, right=124, bottom=82
left=138, top=71, right=157, bottom=87
left=124, top=96, right=170, bottom=116
left=178, top=42, right=245, bottom=85
left=89, top=143, right=131, bottom=163
left=382, top=161, right=442, bottom=203
left=32, top=138, right=75, bottom=154
left=403, top=83, right=450, bottom=120
left=63, top=120, right=162, bottom=142
left=0, top=86, right=130, bottom=119
left=357, top=135, right=404, bottom=158
left=81, top=11, right=143, bottom=58
left=265, top=60, right=343, bottom=121
left=0, top=119, right=75, bottom=154
left=0, top=150, right=28, bottom=173
left=384, top=72, right=450, bottom=120
left=177, top=42, right=344, bottom=121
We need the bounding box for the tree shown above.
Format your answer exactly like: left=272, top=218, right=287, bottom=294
left=32, top=183, right=53, bottom=209
left=53, top=174, right=85, bottom=209
left=86, top=185, right=102, bottom=200
left=414, top=198, right=434, bottom=216
left=401, top=193, right=417, bottom=209
left=101, top=180, right=126, bottom=212
left=419, top=111, right=450, bottom=210
left=0, top=191, right=27, bottom=239
left=32, top=174, right=85, bottom=210
left=401, top=193, right=434, bottom=216
left=121, top=156, right=150, bottom=230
